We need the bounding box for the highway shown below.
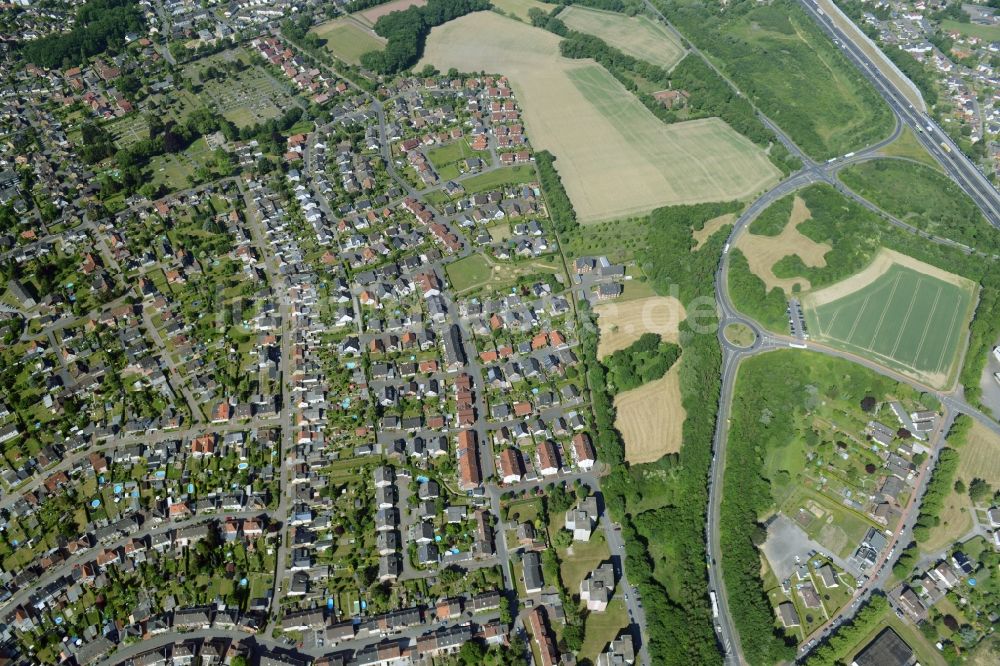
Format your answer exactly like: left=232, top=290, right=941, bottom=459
left=796, top=0, right=1000, bottom=227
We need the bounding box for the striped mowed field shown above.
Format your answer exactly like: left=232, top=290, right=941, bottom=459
left=802, top=251, right=976, bottom=388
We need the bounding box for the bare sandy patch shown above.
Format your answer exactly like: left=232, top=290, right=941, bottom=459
left=736, top=196, right=831, bottom=294
left=802, top=248, right=974, bottom=309
left=419, top=12, right=780, bottom=224
left=594, top=295, right=685, bottom=359
left=616, top=363, right=684, bottom=464
left=693, top=213, right=735, bottom=250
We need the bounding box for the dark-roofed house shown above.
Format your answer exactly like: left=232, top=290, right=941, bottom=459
left=776, top=601, right=799, bottom=628
left=523, top=551, right=543, bottom=593
left=851, top=627, right=914, bottom=666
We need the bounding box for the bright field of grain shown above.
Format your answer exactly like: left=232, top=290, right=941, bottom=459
left=615, top=363, right=685, bottom=464
left=419, top=12, right=780, bottom=223
left=803, top=250, right=977, bottom=388
left=557, top=5, right=686, bottom=70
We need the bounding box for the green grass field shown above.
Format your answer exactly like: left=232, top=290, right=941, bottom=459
left=663, top=0, right=894, bottom=159
left=446, top=254, right=492, bottom=292
left=491, top=0, right=551, bottom=21
left=310, top=18, right=387, bottom=65
left=941, top=19, right=1000, bottom=42
left=804, top=260, right=976, bottom=386
left=426, top=141, right=489, bottom=180
left=838, top=159, right=997, bottom=253
left=461, top=165, right=537, bottom=193
left=558, top=5, right=686, bottom=70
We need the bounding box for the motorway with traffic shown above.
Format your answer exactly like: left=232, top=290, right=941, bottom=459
left=641, top=2, right=1000, bottom=665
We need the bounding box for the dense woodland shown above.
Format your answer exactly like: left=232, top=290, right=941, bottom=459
left=603, top=333, right=681, bottom=394
left=549, top=151, right=730, bottom=663
left=22, top=0, right=145, bottom=68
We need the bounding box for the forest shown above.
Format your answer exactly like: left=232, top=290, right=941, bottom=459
left=22, top=0, right=145, bottom=68
left=603, top=333, right=681, bottom=394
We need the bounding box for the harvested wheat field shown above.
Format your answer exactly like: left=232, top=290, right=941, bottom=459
left=616, top=364, right=685, bottom=464
left=594, top=295, right=685, bottom=359
left=737, top=196, right=831, bottom=293
left=419, top=12, right=780, bottom=224
left=558, top=5, right=685, bottom=70
left=693, top=213, right=735, bottom=250
left=358, top=0, right=427, bottom=26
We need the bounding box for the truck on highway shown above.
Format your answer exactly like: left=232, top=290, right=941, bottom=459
left=844, top=152, right=855, bottom=158
left=710, top=590, right=719, bottom=618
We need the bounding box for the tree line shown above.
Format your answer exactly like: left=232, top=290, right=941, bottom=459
left=539, top=18, right=801, bottom=173
left=359, top=0, right=491, bottom=74
left=22, top=0, right=145, bottom=69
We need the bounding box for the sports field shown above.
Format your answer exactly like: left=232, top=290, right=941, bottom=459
left=802, top=250, right=977, bottom=388
left=310, top=17, right=387, bottom=65
left=557, top=5, right=685, bottom=70
left=419, top=12, right=780, bottom=223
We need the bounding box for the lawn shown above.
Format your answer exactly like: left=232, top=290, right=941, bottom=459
left=662, top=0, right=894, bottom=159
left=941, top=19, right=1000, bottom=42
left=420, top=12, right=779, bottom=223
left=446, top=252, right=563, bottom=296
left=445, top=254, right=492, bottom=293
left=310, top=17, right=387, bottom=65
left=803, top=249, right=977, bottom=388
left=838, top=159, right=997, bottom=254
left=877, top=127, right=941, bottom=170
left=461, top=165, right=537, bottom=194
left=557, top=5, right=686, bottom=70
left=845, top=611, right=947, bottom=666
left=426, top=141, right=489, bottom=179
left=147, top=137, right=215, bottom=191
left=579, top=598, right=630, bottom=663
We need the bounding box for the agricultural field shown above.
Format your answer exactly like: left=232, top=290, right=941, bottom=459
left=662, top=0, right=895, bottom=159
left=491, top=0, right=551, bottom=21
left=802, top=249, right=977, bottom=388
left=593, top=295, right=684, bottom=358
left=310, top=16, right=387, bottom=65
left=557, top=5, right=686, bottom=70
left=357, top=0, right=428, bottom=26
left=736, top=195, right=831, bottom=294
left=614, top=363, right=684, bottom=464
left=419, top=12, right=780, bottom=223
